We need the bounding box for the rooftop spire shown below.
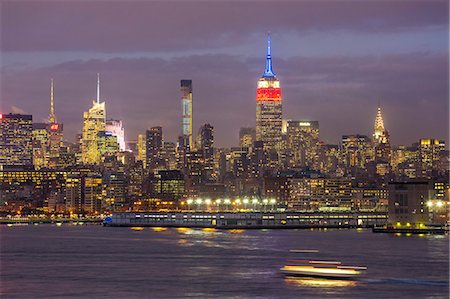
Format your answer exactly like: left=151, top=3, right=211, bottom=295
left=263, top=32, right=276, bottom=78
left=96, top=73, right=100, bottom=104
left=374, top=102, right=385, bottom=140
left=49, top=78, right=56, bottom=123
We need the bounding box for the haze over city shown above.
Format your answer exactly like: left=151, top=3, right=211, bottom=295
left=1, top=1, right=448, bottom=147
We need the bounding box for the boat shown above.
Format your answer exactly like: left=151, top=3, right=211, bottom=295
left=280, top=260, right=367, bottom=279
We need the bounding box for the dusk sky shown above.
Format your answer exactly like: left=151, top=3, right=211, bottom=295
left=1, top=0, right=448, bottom=148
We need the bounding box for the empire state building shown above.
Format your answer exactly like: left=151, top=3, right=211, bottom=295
left=256, top=33, right=282, bottom=152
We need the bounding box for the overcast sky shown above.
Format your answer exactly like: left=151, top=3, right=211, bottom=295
left=1, top=0, right=448, bottom=147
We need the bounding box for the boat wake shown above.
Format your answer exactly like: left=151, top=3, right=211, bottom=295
left=361, top=277, right=449, bottom=287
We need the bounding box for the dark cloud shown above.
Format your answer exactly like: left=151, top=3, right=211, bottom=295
left=1, top=0, right=448, bottom=52
left=1, top=51, right=448, bottom=147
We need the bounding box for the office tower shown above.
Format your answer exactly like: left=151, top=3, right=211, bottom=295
left=341, top=135, right=373, bottom=170
left=285, top=120, right=320, bottom=169
left=197, top=123, right=214, bottom=182
left=104, top=171, right=126, bottom=211
left=239, top=127, right=256, bottom=148
left=82, top=74, right=106, bottom=164
left=181, top=80, right=193, bottom=149
left=96, top=131, right=119, bottom=158
left=418, top=139, right=445, bottom=177
left=0, top=113, right=33, bottom=168
left=65, top=174, right=83, bottom=214
left=256, top=33, right=282, bottom=152
left=149, top=170, right=185, bottom=200
left=83, top=174, right=103, bottom=214
left=106, top=119, right=125, bottom=151
left=162, top=142, right=177, bottom=170
left=372, top=105, right=391, bottom=171
left=145, top=126, right=163, bottom=170
left=137, top=134, right=146, bottom=163
left=198, top=123, right=214, bottom=161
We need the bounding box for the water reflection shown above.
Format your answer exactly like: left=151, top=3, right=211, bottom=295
left=285, top=276, right=358, bottom=288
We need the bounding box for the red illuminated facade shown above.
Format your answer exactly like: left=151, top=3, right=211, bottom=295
left=256, top=87, right=282, bottom=102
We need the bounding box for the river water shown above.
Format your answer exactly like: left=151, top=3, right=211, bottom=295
left=1, top=225, right=448, bottom=298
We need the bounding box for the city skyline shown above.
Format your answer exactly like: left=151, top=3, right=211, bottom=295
left=1, top=1, right=448, bottom=148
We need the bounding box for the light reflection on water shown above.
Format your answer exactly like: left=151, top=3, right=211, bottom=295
left=285, top=276, right=359, bottom=288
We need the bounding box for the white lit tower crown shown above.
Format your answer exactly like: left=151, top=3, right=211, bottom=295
left=372, top=103, right=391, bottom=164
left=81, top=73, right=106, bottom=164
left=373, top=104, right=385, bottom=142
left=256, top=33, right=282, bottom=152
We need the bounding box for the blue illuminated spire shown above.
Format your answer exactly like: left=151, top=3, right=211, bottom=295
left=263, top=32, right=276, bottom=78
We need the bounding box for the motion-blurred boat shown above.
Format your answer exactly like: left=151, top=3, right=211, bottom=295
left=281, top=260, right=366, bottom=279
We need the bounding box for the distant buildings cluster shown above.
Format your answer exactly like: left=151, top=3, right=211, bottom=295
left=0, top=34, right=448, bottom=226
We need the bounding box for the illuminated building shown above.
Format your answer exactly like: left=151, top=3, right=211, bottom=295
left=239, top=127, right=256, bottom=148
left=0, top=170, right=68, bottom=210
left=341, top=135, right=373, bottom=171
left=287, top=176, right=352, bottom=211
left=372, top=105, right=391, bottom=174
left=137, top=133, right=146, bottom=164
left=391, top=145, right=417, bottom=174
left=197, top=124, right=214, bottom=181
left=352, top=187, right=389, bottom=211
left=149, top=170, right=185, bottom=200
left=248, top=140, right=265, bottom=179
left=181, top=80, right=193, bottom=149
left=285, top=120, right=320, bottom=169
left=256, top=33, right=282, bottom=152
left=47, top=79, right=63, bottom=169
left=418, top=139, right=445, bottom=177
left=106, top=119, right=125, bottom=151
left=83, top=174, right=103, bottom=214
left=97, top=131, right=119, bottom=158
left=104, top=171, right=126, bottom=211
left=184, top=150, right=204, bottom=195
left=145, top=126, right=164, bottom=171
left=319, top=144, right=340, bottom=174
left=81, top=74, right=106, bottom=164
left=161, top=142, right=177, bottom=170
left=0, top=113, right=33, bottom=169
left=65, top=174, right=83, bottom=214
left=32, top=123, right=49, bottom=169
left=31, top=80, right=64, bottom=170
left=388, top=181, right=431, bottom=226
left=127, top=161, right=145, bottom=200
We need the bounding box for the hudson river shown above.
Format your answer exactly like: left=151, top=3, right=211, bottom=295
left=1, top=225, right=448, bottom=298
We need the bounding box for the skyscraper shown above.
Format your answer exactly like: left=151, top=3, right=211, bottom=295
left=82, top=74, right=106, bottom=164
left=418, top=138, right=445, bottom=177
left=181, top=80, right=193, bottom=149
left=106, top=119, right=125, bottom=151
left=47, top=79, right=63, bottom=168
left=256, top=33, right=282, bottom=152
left=145, top=126, right=163, bottom=170
left=197, top=123, right=215, bottom=181
left=372, top=104, right=391, bottom=174
left=285, top=120, right=320, bottom=169
left=32, top=79, right=63, bottom=169
left=0, top=114, right=33, bottom=168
